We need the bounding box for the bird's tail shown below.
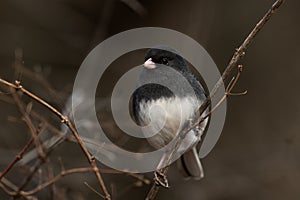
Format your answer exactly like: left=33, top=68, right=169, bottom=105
left=177, top=147, right=204, bottom=180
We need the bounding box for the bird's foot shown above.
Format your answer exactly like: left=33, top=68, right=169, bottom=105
left=154, top=170, right=169, bottom=188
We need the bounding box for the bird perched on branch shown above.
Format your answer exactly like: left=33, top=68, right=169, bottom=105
left=132, top=47, right=209, bottom=180
left=20, top=47, right=209, bottom=181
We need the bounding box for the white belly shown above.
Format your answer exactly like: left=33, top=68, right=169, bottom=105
left=137, top=96, right=207, bottom=151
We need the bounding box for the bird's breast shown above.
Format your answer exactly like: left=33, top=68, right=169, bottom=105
left=137, top=96, right=201, bottom=149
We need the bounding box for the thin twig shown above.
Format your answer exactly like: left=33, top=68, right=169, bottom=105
left=13, top=48, right=65, bottom=107
left=1, top=168, right=93, bottom=197
left=0, top=93, right=73, bottom=142
left=145, top=0, right=285, bottom=199
left=0, top=78, right=111, bottom=200
left=201, top=65, right=246, bottom=121
left=84, top=182, right=105, bottom=199
left=0, top=138, right=34, bottom=180
left=20, top=167, right=93, bottom=196
left=199, top=0, right=286, bottom=115
left=10, top=88, right=46, bottom=160
left=17, top=151, right=53, bottom=193
left=0, top=178, right=32, bottom=200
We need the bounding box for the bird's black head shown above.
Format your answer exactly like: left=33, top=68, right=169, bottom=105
left=144, top=47, right=190, bottom=73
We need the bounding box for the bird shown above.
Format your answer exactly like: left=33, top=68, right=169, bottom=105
left=132, top=46, right=209, bottom=180
left=19, top=46, right=209, bottom=181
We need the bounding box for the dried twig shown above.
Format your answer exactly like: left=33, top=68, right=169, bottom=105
left=0, top=178, right=32, bottom=200
left=145, top=0, right=285, bottom=199
left=84, top=182, right=105, bottom=199
left=0, top=90, right=150, bottom=198
left=0, top=138, right=34, bottom=180
left=20, top=167, right=93, bottom=196
left=1, top=168, right=93, bottom=197
left=13, top=48, right=65, bottom=107
left=10, top=88, right=46, bottom=161
left=17, top=152, right=59, bottom=193
left=0, top=93, right=71, bottom=141
left=199, top=0, right=286, bottom=115
left=0, top=79, right=111, bottom=200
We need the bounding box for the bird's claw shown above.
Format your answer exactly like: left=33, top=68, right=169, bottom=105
left=154, top=170, right=169, bottom=188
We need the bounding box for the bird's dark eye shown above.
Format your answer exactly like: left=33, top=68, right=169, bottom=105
left=161, top=57, right=169, bottom=65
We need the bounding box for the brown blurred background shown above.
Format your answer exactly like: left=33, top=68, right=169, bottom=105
left=0, top=0, right=299, bottom=199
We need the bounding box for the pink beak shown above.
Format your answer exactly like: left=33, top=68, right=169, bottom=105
left=143, top=58, right=156, bottom=69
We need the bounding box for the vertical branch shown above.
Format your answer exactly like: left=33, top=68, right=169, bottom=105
left=145, top=0, right=285, bottom=199
left=10, top=88, right=46, bottom=160
left=199, top=0, right=286, bottom=115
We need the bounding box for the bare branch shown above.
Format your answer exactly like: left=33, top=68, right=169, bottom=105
left=0, top=138, right=34, bottom=180
left=199, top=0, right=286, bottom=115
left=10, top=88, right=46, bottom=161
left=0, top=79, right=111, bottom=200
left=20, top=167, right=93, bottom=196
left=145, top=0, right=285, bottom=199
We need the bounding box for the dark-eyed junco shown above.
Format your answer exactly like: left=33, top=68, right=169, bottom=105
left=20, top=46, right=209, bottom=180
left=132, top=47, right=208, bottom=179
